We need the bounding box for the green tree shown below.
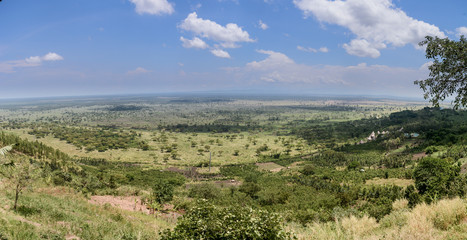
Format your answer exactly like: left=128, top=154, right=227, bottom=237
left=413, top=157, right=459, bottom=202
left=300, top=164, right=315, bottom=176
left=160, top=200, right=294, bottom=240
left=152, top=179, right=175, bottom=205
left=415, top=36, right=467, bottom=109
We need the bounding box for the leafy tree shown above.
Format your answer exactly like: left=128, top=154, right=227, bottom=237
left=239, top=182, right=261, bottom=199
left=152, top=179, right=175, bottom=205
left=188, top=183, right=220, bottom=200
left=415, top=36, right=466, bottom=109
left=300, top=164, right=315, bottom=176
left=404, top=185, right=421, bottom=208
left=413, top=157, right=459, bottom=202
left=160, top=200, right=294, bottom=240
left=347, top=160, right=361, bottom=170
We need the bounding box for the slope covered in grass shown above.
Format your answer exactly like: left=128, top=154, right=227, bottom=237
left=0, top=186, right=173, bottom=240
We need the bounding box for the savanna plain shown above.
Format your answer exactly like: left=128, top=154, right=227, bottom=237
left=1, top=94, right=467, bottom=240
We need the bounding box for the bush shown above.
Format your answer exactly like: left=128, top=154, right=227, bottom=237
left=413, top=157, right=460, bottom=202
left=188, top=183, right=221, bottom=200
left=300, top=164, right=315, bottom=176
left=160, top=200, right=294, bottom=240
left=239, top=182, right=261, bottom=199
left=152, top=179, right=175, bottom=204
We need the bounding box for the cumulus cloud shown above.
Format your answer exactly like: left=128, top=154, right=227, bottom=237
left=294, top=0, right=445, bottom=58
left=180, top=37, right=209, bottom=49
left=179, top=12, right=254, bottom=58
left=258, top=20, right=268, bottom=30
left=456, top=27, right=467, bottom=37
left=343, top=39, right=384, bottom=58
left=179, top=12, right=253, bottom=46
left=210, top=49, right=231, bottom=58
left=43, top=52, right=64, bottom=61
left=129, top=0, right=174, bottom=15
left=224, top=50, right=428, bottom=97
left=297, top=45, right=329, bottom=53
left=127, top=67, right=151, bottom=75
left=25, top=56, right=42, bottom=64
left=0, top=52, right=64, bottom=73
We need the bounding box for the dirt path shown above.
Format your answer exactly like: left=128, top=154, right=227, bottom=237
left=88, top=195, right=182, bottom=220
left=89, top=195, right=150, bottom=214
left=412, top=152, right=427, bottom=160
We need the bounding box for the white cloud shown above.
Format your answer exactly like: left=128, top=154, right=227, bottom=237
left=25, top=56, right=42, bottom=64
left=0, top=52, right=64, bottom=73
left=294, top=0, right=445, bottom=57
left=259, top=20, right=268, bottom=30
left=297, top=45, right=329, bottom=53
left=456, top=27, right=467, bottom=37
left=127, top=67, right=151, bottom=75
left=248, top=50, right=294, bottom=69
left=343, top=39, right=384, bottom=58
left=179, top=12, right=254, bottom=58
left=180, top=37, right=209, bottom=49
left=210, top=49, right=231, bottom=58
left=43, top=52, right=64, bottom=61
left=319, top=47, right=329, bottom=53
left=129, top=0, right=174, bottom=15
left=179, top=12, right=253, bottom=46
left=225, top=50, right=428, bottom=97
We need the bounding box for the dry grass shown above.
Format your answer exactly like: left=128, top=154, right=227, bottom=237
left=366, top=177, right=414, bottom=187
left=392, top=198, right=409, bottom=211
left=341, top=215, right=379, bottom=238
left=255, top=162, right=284, bottom=172
left=289, top=198, right=467, bottom=240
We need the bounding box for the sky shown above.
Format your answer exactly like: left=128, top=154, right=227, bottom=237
left=0, top=0, right=466, bottom=99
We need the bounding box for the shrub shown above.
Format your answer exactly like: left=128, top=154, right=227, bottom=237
left=414, top=157, right=460, bottom=202
left=300, top=164, right=315, bottom=176
left=160, top=200, right=294, bottom=240
left=188, top=183, right=221, bottom=200
left=152, top=179, right=175, bottom=204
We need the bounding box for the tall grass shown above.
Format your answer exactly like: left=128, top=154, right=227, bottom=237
left=289, top=198, right=467, bottom=240
left=0, top=186, right=173, bottom=240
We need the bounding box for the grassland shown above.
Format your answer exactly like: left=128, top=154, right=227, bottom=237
left=3, top=94, right=467, bottom=239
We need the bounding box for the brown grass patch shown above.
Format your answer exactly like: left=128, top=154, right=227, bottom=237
left=412, top=152, right=427, bottom=161
left=366, top=178, right=414, bottom=187
left=256, top=162, right=284, bottom=172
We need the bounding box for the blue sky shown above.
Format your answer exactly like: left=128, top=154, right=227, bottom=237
left=0, top=0, right=466, bottom=99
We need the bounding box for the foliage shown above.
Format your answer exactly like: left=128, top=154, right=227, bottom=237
left=160, top=200, right=295, bottom=240
left=27, top=124, right=146, bottom=152
left=415, top=36, right=467, bottom=109
left=152, top=179, right=176, bottom=204
left=0, top=155, right=39, bottom=210
left=413, top=157, right=461, bottom=202
left=0, top=145, right=13, bottom=158
left=300, top=164, right=315, bottom=176
left=188, top=183, right=221, bottom=200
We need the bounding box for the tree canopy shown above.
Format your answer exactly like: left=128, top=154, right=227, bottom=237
left=415, top=35, right=466, bottom=109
